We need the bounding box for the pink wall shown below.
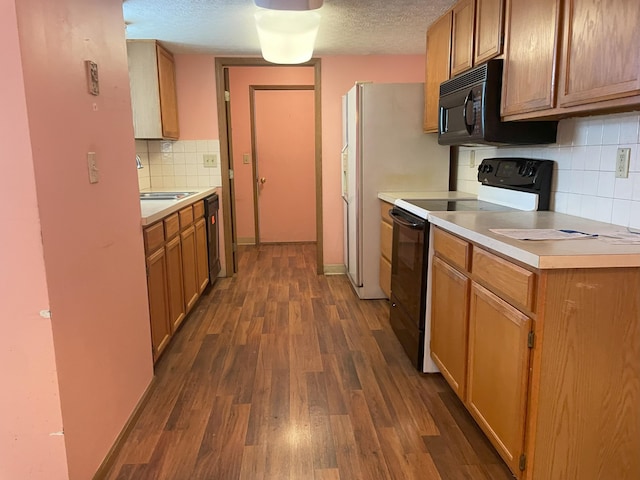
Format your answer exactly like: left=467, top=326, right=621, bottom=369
left=174, top=55, right=426, bottom=266
left=228, top=67, right=315, bottom=241
left=175, top=55, right=219, bottom=140
left=8, top=0, right=155, bottom=478
left=0, top=2, right=68, bottom=478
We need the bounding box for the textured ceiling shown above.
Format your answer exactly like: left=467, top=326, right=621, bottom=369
left=122, top=0, right=456, bottom=55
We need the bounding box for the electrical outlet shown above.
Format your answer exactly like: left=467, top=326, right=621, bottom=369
left=615, top=148, right=631, bottom=178
left=203, top=153, right=217, bottom=168
left=469, top=150, right=476, bottom=168
left=87, top=152, right=99, bottom=184
left=243, top=153, right=250, bottom=165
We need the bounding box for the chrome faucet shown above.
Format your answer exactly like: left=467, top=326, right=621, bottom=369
left=136, top=154, right=143, bottom=169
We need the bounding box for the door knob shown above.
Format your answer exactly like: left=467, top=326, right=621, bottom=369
left=259, top=177, right=267, bottom=184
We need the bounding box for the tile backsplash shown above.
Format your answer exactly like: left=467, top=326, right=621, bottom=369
left=456, top=111, right=640, bottom=229
left=135, top=139, right=222, bottom=191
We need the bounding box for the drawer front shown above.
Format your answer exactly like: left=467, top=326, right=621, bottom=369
left=380, top=220, right=393, bottom=261
left=380, top=200, right=393, bottom=225
left=179, top=206, right=194, bottom=228
left=143, top=221, right=165, bottom=253
left=472, top=248, right=536, bottom=311
left=164, top=213, right=180, bottom=240
left=433, top=227, right=471, bottom=272
left=192, top=200, right=204, bottom=219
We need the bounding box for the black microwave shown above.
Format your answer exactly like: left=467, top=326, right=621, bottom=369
left=438, top=59, right=558, bottom=146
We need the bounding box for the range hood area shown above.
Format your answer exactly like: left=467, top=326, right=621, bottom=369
left=437, top=60, right=558, bottom=147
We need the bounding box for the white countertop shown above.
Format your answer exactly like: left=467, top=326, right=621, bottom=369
left=378, top=190, right=477, bottom=204
left=140, top=187, right=218, bottom=226
left=429, top=210, right=640, bottom=269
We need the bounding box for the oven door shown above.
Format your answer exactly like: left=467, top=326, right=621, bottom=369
left=389, top=207, right=428, bottom=369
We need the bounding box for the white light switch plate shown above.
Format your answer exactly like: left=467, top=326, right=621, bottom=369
left=615, top=148, right=631, bottom=178
left=203, top=153, right=217, bottom=168
left=87, top=152, right=99, bottom=184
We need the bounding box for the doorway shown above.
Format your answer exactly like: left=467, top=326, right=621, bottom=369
left=250, top=86, right=316, bottom=244
left=214, top=58, right=323, bottom=275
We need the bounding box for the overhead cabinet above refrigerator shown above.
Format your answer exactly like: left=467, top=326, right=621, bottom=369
left=342, top=82, right=450, bottom=299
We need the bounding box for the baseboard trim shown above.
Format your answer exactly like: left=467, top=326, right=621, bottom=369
left=324, top=264, right=346, bottom=275
left=92, top=376, right=157, bottom=479
left=237, top=236, right=255, bottom=245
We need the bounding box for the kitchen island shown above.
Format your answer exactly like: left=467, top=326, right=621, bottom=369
left=426, top=209, right=640, bottom=480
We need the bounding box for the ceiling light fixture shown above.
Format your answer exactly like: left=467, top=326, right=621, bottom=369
left=254, top=0, right=322, bottom=65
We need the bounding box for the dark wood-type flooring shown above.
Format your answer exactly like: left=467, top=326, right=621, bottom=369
left=104, top=243, right=513, bottom=480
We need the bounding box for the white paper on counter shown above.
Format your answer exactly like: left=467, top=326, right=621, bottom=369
left=489, top=229, right=599, bottom=240
left=597, top=232, right=640, bottom=245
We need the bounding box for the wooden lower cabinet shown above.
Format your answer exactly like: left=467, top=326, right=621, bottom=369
left=432, top=225, right=640, bottom=479
left=143, top=199, right=210, bottom=363
left=379, top=201, right=393, bottom=298
left=194, top=217, right=209, bottom=294
left=430, top=256, right=470, bottom=400
left=146, top=248, right=171, bottom=360
left=165, top=235, right=185, bottom=332
left=529, top=267, right=640, bottom=480
left=181, top=225, right=198, bottom=312
left=467, top=282, right=531, bottom=475
left=432, top=226, right=533, bottom=477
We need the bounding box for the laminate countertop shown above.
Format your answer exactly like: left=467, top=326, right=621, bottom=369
left=428, top=210, right=640, bottom=269
left=140, top=187, right=218, bottom=226
left=377, top=191, right=477, bottom=204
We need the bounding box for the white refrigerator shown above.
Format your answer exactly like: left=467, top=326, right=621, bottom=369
left=342, top=82, right=450, bottom=299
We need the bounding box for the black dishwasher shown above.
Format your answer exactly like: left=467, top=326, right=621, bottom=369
left=204, top=193, right=221, bottom=283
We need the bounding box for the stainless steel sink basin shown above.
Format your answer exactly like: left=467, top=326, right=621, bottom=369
left=139, top=191, right=197, bottom=200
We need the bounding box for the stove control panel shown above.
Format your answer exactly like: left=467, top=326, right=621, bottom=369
left=477, top=158, right=553, bottom=191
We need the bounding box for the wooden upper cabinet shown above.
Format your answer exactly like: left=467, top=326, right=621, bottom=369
left=501, top=0, right=561, bottom=116
left=156, top=44, right=180, bottom=139
left=557, top=0, right=640, bottom=108
left=424, top=11, right=452, bottom=132
left=127, top=40, right=180, bottom=140
left=474, top=0, right=505, bottom=65
left=451, top=0, right=476, bottom=76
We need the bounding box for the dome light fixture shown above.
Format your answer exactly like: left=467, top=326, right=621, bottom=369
left=254, top=0, right=322, bottom=64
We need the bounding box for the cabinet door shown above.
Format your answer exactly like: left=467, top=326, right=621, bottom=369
left=156, top=43, right=180, bottom=139
left=501, top=0, right=561, bottom=116
left=451, top=0, right=476, bottom=76
left=430, top=257, right=470, bottom=400
left=379, top=215, right=393, bottom=298
left=194, top=218, right=210, bottom=294
left=165, top=235, right=185, bottom=333
left=467, top=282, right=531, bottom=474
left=557, top=0, right=640, bottom=107
left=146, top=248, right=171, bottom=361
left=424, top=12, right=452, bottom=132
left=474, top=0, right=504, bottom=65
left=181, top=225, right=199, bottom=312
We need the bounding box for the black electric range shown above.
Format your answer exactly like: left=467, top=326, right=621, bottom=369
left=388, top=157, right=554, bottom=371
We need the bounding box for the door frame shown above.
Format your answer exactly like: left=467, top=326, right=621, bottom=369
left=249, top=84, right=315, bottom=245
left=214, top=57, right=323, bottom=275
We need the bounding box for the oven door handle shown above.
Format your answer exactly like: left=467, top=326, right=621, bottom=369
left=389, top=210, right=424, bottom=230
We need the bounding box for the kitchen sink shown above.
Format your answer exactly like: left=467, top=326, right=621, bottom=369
left=139, top=191, right=197, bottom=200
